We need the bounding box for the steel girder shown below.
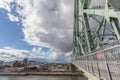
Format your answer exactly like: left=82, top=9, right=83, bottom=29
left=72, top=0, right=120, bottom=58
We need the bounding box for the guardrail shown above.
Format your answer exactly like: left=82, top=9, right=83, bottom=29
left=72, top=42, right=120, bottom=80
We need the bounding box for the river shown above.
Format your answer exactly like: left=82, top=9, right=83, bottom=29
left=0, top=76, right=87, bottom=80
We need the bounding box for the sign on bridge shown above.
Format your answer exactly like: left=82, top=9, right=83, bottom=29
left=97, top=52, right=104, bottom=59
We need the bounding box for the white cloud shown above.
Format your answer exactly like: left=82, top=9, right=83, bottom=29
left=0, top=46, right=70, bottom=62
left=31, top=47, right=48, bottom=58
left=0, top=0, right=73, bottom=61
left=0, top=46, right=50, bottom=62
left=7, top=13, right=19, bottom=22
left=0, top=47, right=29, bottom=62
left=32, top=47, right=42, bottom=53
left=48, top=48, right=71, bottom=62
left=0, top=0, right=12, bottom=12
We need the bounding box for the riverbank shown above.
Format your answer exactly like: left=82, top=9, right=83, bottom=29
left=0, top=72, right=84, bottom=76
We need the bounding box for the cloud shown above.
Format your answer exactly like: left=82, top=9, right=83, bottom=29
left=48, top=48, right=71, bottom=62
left=0, top=0, right=74, bottom=61
left=31, top=47, right=50, bottom=59
left=32, top=47, right=42, bottom=53
left=21, top=0, right=74, bottom=53
left=7, top=13, right=19, bottom=22
left=0, top=0, right=12, bottom=12
left=0, top=46, right=50, bottom=62
left=0, top=46, right=70, bottom=62
left=0, top=47, right=29, bottom=62
left=31, top=47, right=71, bottom=62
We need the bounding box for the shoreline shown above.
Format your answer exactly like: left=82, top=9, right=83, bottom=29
left=0, top=72, right=83, bottom=76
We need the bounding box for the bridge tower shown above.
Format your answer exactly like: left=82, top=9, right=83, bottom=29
left=72, top=0, right=120, bottom=58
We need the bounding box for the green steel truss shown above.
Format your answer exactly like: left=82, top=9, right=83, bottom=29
left=72, top=0, right=120, bottom=58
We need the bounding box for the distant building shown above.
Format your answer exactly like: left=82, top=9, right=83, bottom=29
left=11, top=60, right=22, bottom=67
left=11, top=58, right=29, bottom=67
left=23, top=58, right=29, bottom=66
left=0, top=61, right=3, bottom=65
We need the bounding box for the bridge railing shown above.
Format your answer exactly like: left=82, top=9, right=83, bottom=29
left=72, top=42, right=120, bottom=80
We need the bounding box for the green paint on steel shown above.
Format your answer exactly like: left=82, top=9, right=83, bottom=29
left=73, top=0, right=81, bottom=58
left=72, top=0, right=120, bottom=59
left=110, top=18, right=120, bottom=39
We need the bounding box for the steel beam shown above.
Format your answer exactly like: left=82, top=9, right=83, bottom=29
left=83, top=8, right=117, bottom=18
left=72, top=0, right=120, bottom=58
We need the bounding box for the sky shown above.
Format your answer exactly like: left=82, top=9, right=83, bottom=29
left=0, top=0, right=74, bottom=62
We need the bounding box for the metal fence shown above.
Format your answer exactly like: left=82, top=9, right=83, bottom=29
left=72, top=41, right=120, bottom=80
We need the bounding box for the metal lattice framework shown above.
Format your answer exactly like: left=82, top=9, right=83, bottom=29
left=72, top=0, right=120, bottom=58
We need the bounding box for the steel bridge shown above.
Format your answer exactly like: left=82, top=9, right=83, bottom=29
left=71, top=0, right=120, bottom=80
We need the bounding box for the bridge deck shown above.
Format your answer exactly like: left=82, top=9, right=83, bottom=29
left=74, top=63, right=99, bottom=80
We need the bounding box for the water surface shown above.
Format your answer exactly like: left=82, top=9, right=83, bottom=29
left=0, top=76, right=87, bottom=80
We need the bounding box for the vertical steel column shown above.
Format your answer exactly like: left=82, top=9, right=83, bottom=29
left=96, top=62, right=101, bottom=80
left=73, top=0, right=81, bottom=58
left=104, top=52, right=112, bottom=80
